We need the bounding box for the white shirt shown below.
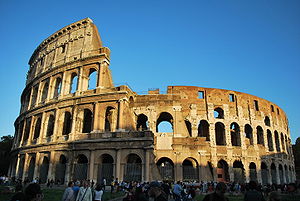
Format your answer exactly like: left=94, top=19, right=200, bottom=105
left=94, top=190, right=103, bottom=201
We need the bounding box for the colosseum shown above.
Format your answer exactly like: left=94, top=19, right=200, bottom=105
left=8, top=18, right=296, bottom=185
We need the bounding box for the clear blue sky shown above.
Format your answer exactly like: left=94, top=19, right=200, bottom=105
left=0, top=0, right=299, bottom=143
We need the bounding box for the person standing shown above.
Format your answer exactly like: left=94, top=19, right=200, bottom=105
left=23, top=183, right=44, bottom=201
left=244, top=181, right=265, bottom=201
left=76, top=180, right=93, bottom=201
left=148, top=181, right=168, bottom=201
left=62, top=181, right=75, bottom=201
left=173, top=181, right=182, bottom=201
left=93, top=184, right=104, bottom=201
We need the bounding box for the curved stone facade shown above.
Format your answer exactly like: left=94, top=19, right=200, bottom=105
left=9, top=18, right=296, bottom=185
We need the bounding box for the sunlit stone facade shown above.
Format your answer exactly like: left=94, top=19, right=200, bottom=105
left=9, top=18, right=296, bottom=185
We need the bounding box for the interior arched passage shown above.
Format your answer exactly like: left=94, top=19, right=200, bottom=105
left=62, top=112, right=72, bottom=135
left=256, top=126, right=264, bottom=145
left=214, top=107, right=224, bottom=119
left=215, top=122, right=225, bottom=145
left=46, top=115, right=55, bottom=137
left=279, top=164, right=284, bottom=184
left=136, top=114, right=148, bottom=131
left=230, top=123, right=241, bottom=146
left=33, top=117, right=41, bottom=140
left=156, top=157, right=174, bottom=181
left=124, top=154, right=142, bottom=182
left=245, top=124, right=253, bottom=145
left=39, top=156, right=49, bottom=184
left=182, top=158, right=199, bottom=181
left=98, top=154, right=114, bottom=184
left=28, top=156, right=36, bottom=182
left=274, top=131, right=280, bottom=152
left=70, top=73, right=78, bottom=93
left=105, top=107, right=115, bottom=132
left=233, top=160, right=245, bottom=183
left=261, top=162, right=269, bottom=185
left=217, top=160, right=229, bottom=182
left=88, top=69, right=97, bottom=90
left=73, top=154, right=88, bottom=181
left=249, top=162, right=257, bottom=182
left=271, top=163, right=277, bottom=184
left=55, top=155, right=67, bottom=185
left=267, top=129, right=274, bottom=151
left=82, top=109, right=93, bottom=133
left=198, top=120, right=210, bottom=141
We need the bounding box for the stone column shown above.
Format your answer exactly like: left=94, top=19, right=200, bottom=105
left=174, top=152, right=182, bottom=181
left=47, top=152, right=56, bottom=181
left=117, top=99, right=125, bottom=130
left=52, top=111, right=60, bottom=142
left=275, top=164, right=280, bottom=185
left=38, top=112, right=46, bottom=144
left=92, top=103, right=100, bottom=132
left=15, top=154, right=21, bottom=179
left=257, top=166, right=262, bottom=184
left=28, top=116, right=35, bottom=145
left=77, top=67, right=84, bottom=93
left=33, top=152, right=41, bottom=180
left=144, top=149, right=150, bottom=182
left=115, top=149, right=122, bottom=180
left=244, top=162, right=250, bottom=183
left=70, top=105, right=78, bottom=141
left=88, top=150, right=95, bottom=181
left=22, top=153, right=29, bottom=181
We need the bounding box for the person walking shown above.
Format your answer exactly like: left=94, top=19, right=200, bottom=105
left=93, top=184, right=104, bottom=201
left=244, top=181, right=265, bottom=201
left=62, top=181, right=75, bottom=201
left=76, top=180, right=93, bottom=201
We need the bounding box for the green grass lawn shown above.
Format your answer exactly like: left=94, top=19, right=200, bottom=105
left=0, top=186, right=125, bottom=201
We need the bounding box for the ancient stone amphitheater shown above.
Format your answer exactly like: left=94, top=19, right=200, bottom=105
left=9, top=18, right=295, bottom=185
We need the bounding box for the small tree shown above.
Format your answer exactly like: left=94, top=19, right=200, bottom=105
left=0, top=135, right=13, bottom=175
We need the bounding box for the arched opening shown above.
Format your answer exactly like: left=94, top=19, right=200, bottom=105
left=215, top=122, right=225, bottom=145
left=274, top=131, right=280, bottom=152
left=46, top=115, right=55, bottom=137
left=23, top=118, right=31, bottom=142
left=256, top=126, right=264, bottom=145
left=271, top=163, right=277, bottom=184
left=182, top=158, right=199, bottom=181
left=54, top=77, right=62, bottom=98
left=31, top=85, right=39, bottom=107
left=267, top=129, right=274, bottom=151
left=33, top=117, right=41, bottom=140
left=98, top=154, right=114, bottom=184
left=245, top=124, right=253, bottom=145
left=124, top=154, right=142, bottom=182
left=28, top=157, right=36, bottom=182
left=156, top=112, right=173, bottom=133
left=217, top=160, right=229, bottom=182
left=136, top=114, right=148, bottom=131
left=39, top=156, right=49, bottom=184
left=264, top=116, right=271, bottom=126
left=105, top=107, right=115, bottom=132
left=17, top=156, right=25, bottom=179
left=70, top=73, right=78, bottom=93
left=284, top=165, right=289, bottom=183
left=198, top=120, right=210, bottom=141
left=233, top=160, right=245, bottom=183
left=261, top=162, right=269, bottom=185
left=88, top=69, right=97, bottom=90
left=41, top=82, right=49, bottom=102
left=185, top=120, right=192, bottom=136
left=62, top=112, right=72, bottom=135
left=73, top=154, right=88, bottom=181
left=55, top=155, right=67, bottom=185
left=281, top=133, right=285, bottom=151
left=82, top=109, right=93, bottom=133
left=156, top=157, right=174, bottom=181
left=279, top=164, right=284, bottom=184
left=230, top=122, right=241, bottom=146
left=214, top=107, right=224, bottom=119
left=249, top=162, right=257, bottom=182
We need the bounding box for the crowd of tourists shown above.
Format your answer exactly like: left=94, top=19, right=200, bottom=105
left=3, top=175, right=300, bottom=201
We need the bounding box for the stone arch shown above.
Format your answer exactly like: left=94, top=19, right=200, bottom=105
left=233, top=160, right=245, bottom=183
left=27, top=156, right=36, bottom=182
left=230, top=122, right=241, bottom=146
left=70, top=72, right=78, bottom=93
left=31, top=85, right=39, bottom=107
left=215, top=122, right=225, bottom=145
left=156, top=112, right=173, bottom=133
left=136, top=114, right=148, bottom=131
left=284, top=165, right=288, bottom=183
left=105, top=106, right=115, bottom=132
left=82, top=109, right=93, bottom=133
left=214, top=107, right=224, bottom=119
left=267, top=129, right=274, bottom=151
left=261, top=162, right=269, bottom=185
left=264, top=116, right=271, bottom=126
left=274, top=130, right=280, bottom=152
left=41, top=81, right=49, bottom=102
left=62, top=111, right=72, bottom=135
left=17, top=155, right=25, bottom=179
left=97, top=154, right=114, bottom=184
left=198, top=120, right=210, bottom=141
left=53, top=77, right=62, bottom=98
left=73, top=154, right=88, bottom=181
left=185, top=120, right=192, bottom=137
left=249, top=162, right=257, bottom=182
left=23, top=118, right=32, bottom=143
left=156, top=157, right=174, bottom=181
left=217, top=159, right=229, bottom=182
left=46, top=114, right=55, bottom=137
left=129, top=96, right=134, bottom=107
left=271, top=163, right=277, bottom=184
left=39, top=156, right=49, bottom=184
left=279, top=164, right=284, bottom=184
left=281, top=133, right=285, bottom=151
left=182, top=157, right=199, bottom=181
left=88, top=68, right=97, bottom=90
left=55, top=155, right=67, bottom=185
left=124, top=153, right=142, bottom=182
left=33, top=116, right=42, bottom=140
left=256, top=126, right=264, bottom=145
left=245, top=124, right=253, bottom=145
